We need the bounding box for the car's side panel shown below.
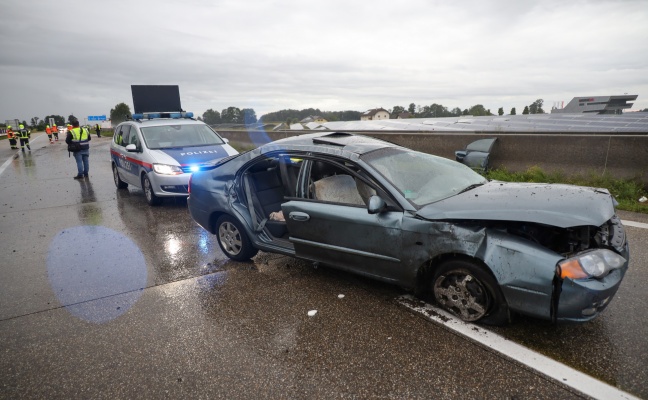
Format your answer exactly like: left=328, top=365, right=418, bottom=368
left=282, top=200, right=404, bottom=282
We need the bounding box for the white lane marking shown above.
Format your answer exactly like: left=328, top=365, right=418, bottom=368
left=622, top=220, right=648, bottom=229
left=397, top=295, right=639, bottom=400
left=0, top=134, right=46, bottom=177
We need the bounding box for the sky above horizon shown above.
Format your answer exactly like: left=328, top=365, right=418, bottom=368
left=1, top=0, right=647, bottom=124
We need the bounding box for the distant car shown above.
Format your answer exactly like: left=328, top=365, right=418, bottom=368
left=110, top=112, right=238, bottom=205
left=58, top=127, right=67, bottom=135
left=188, top=132, right=629, bottom=324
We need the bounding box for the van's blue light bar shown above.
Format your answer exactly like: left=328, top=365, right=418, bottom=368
left=132, top=112, right=194, bottom=120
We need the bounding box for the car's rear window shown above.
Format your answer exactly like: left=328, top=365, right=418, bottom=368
left=141, top=124, right=225, bottom=149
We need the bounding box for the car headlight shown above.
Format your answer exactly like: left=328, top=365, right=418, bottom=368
left=153, top=164, right=183, bottom=175
left=558, top=249, right=626, bottom=279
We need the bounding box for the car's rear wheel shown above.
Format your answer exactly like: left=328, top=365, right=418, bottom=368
left=432, top=259, right=508, bottom=325
left=142, top=174, right=162, bottom=206
left=216, top=215, right=258, bottom=261
left=112, top=164, right=128, bottom=189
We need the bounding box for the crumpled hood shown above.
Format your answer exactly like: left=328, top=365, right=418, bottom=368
left=416, top=181, right=615, bottom=228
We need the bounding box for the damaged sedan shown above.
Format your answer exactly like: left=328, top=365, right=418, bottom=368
left=188, top=132, right=629, bottom=325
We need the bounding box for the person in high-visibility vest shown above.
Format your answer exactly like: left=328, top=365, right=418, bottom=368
left=6, top=125, right=18, bottom=149
left=45, top=124, right=54, bottom=143
left=65, top=120, right=92, bottom=179
left=94, top=123, right=101, bottom=138
left=52, top=124, right=59, bottom=141
left=18, top=124, right=31, bottom=152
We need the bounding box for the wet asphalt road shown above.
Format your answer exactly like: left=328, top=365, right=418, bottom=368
left=0, top=132, right=646, bottom=399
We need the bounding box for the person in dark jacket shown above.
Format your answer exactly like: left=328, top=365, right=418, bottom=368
left=65, top=120, right=91, bottom=179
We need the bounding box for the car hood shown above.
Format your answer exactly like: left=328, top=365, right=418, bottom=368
left=416, top=181, right=615, bottom=228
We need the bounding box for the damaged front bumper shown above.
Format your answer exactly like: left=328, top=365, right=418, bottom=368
left=555, top=244, right=630, bottom=322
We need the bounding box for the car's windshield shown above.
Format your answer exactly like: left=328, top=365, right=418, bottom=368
left=361, top=147, right=487, bottom=206
left=141, top=124, right=225, bottom=149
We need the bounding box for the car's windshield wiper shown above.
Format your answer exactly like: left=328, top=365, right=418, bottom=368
left=458, top=183, right=485, bottom=194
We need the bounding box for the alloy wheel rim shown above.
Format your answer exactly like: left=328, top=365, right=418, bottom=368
left=219, top=222, right=242, bottom=255
left=434, top=272, right=489, bottom=321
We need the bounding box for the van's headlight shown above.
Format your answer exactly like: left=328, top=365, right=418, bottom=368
left=153, top=164, right=183, bottom=175
left=558, top=249, right=626, bottom=279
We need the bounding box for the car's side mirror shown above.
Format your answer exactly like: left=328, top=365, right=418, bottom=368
left=223, top=138, right=230, bottom=143
left=367, top=195, right=386, bottom=214
left=125, top=144, right=138, bottom=152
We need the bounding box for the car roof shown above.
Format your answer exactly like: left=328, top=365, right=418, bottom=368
left=120, top=118, right=206, bottom=128
left=261, top=132, right=401, bottom=156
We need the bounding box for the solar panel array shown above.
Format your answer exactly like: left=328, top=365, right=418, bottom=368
left=304, top=112, right=648, bottom=133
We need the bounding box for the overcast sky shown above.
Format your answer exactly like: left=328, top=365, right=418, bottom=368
left=1, top=0, right=647, bottom=124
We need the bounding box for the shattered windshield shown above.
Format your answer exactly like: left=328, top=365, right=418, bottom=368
left=141, top=124, right=224, bottom=149
left=361, top=147, right=487, bottom=207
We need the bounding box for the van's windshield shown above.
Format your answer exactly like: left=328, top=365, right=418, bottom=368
left=141, top=124, right=225, bottom=149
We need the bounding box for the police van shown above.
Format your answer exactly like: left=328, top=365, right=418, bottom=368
left=110, top=111, right=238, bottom=205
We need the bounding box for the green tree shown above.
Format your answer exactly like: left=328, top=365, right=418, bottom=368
left=241, top=108, right=257, bottom=124
left=202, top=109, right=221, bottom=125
left=498, top=107, right=504, bottom=116
left=529, top=99, right=545, bottom=114
left=44, top=115, right=66, bottom=126
left=510, top=107, right=516, bottom=115
left=450, top=107, right=462, bottom=116
left=110, top=103, right=132, bottom=125
left=30, top=117, right=40, bottom=128
left=391, top=106, right=405, bottom=118
left=468, top=104, right=490, bottom=116
left=221, top=107, right=241, bottom=123
left=408, top=103, right=416, bottom=114
left=522, top=106, right=530, bottom=114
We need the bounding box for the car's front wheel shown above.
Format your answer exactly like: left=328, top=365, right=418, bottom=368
left=142, top=174, right=162, bottom=206
left=112, top=164, right=128, bottom=189
left=432, top=259, right=508, bottom=325
left=216, top=215, right=258, bottom=261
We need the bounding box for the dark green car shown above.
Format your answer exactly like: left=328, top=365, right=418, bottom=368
left=188, top=132, right=629, bottom=325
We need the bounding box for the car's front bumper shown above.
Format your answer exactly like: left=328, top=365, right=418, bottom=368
left=555, top=244, right=630, bottom=323
left=148, top=172, right=190, bottom=197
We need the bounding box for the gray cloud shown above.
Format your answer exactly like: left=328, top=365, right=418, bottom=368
left=1, top=0, right=647, bottom=123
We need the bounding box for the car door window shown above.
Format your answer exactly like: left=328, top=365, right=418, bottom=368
left=115, top=125, right=131, bottom=147
left=304, top=160, right=376, bottom=207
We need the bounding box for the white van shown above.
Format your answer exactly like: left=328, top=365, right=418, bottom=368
left=110, top=112, right=238, bottom=205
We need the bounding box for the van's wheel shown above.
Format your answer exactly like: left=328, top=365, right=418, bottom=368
left=216, top=215, right=258, bottom=261
left=431, top=259, right=509, bottom=325
left=112, top=164, right=128, bottom=189
left=142, top=174, right=162, bottom=206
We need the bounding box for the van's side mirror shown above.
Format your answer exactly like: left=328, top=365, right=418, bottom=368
left=368, top=195, right=386, bottom=214
left=125, top=144, right=138, bottom=152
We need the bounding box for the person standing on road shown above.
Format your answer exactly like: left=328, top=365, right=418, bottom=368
left=94, top=123, right=101, bottom=138
left=45, top=124, right=54, bottom=144
left=18, top=124, right=30, bottom=152
left=66, top=120, right=91, bottom=179
left=6, top=125, right=18, bottom=149
left=52, top=124, right=59, bottom=141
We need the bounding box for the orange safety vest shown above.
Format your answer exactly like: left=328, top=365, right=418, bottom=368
left=7, top=128, right=14, bottom=139
left=46, top=126, right=52, bottom=134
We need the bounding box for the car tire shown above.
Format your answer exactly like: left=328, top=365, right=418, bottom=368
left=112, top=164, right=128, bottom=189
left=215, top=215, right=258, bottom=261
left=432, top=259, right=508, bottom=325
left=142, top=174, right=162, bottom=206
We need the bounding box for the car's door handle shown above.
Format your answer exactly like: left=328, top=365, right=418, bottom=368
left=289, top=212, right=310, bottom=222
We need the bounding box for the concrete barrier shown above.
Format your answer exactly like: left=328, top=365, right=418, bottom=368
left=216, top=129, right=648, bottom=186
